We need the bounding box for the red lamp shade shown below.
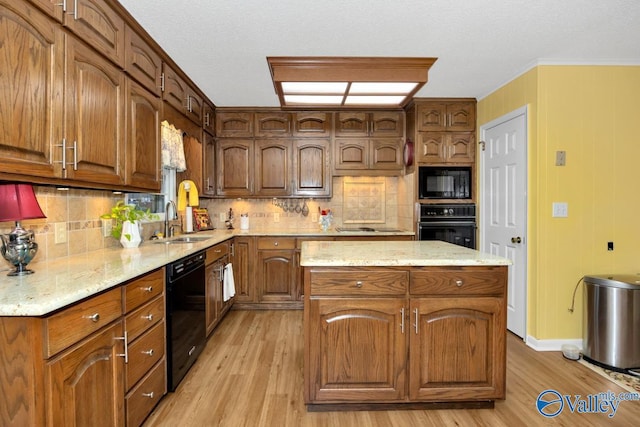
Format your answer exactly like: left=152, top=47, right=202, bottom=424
left=0, top=184, right=47, bottom=222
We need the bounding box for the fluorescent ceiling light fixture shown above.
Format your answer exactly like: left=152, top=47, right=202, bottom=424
left=267, top=57, right=437, bottom=108
left=344, top=96, right=407, bottom=105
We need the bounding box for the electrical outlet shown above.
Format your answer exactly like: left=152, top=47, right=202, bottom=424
left=274, top=212, right=280, bottom=223
left=101, top=218, right=112, bottom=237
left=552, top=202, right=568, bottom=218
left=555, top=150, right=566, bottom=166
left=54, top=222, right=67, bottom=244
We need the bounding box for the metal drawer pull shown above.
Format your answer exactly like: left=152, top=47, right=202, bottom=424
left=115, top=332, right=129, bottom=363
left=274, top=241, right=279, bottom=246
left=142, top=391, right=154, bottom=399
left=86, top=313, right=100, bottom=322
left=355, top=281, right=363, bottom=288
left=142, top=349, right=154, bottom=356
left=214, top=249, right=222, bottom=253
left=141, top=286, right=153, bottom=293
left=455, top=280, right=463, bottom=287
left=413, top=308, right=419, bottom=334
left=400, top=308, right=405, bottom=334
left=142, top=314, right=154, bottom=321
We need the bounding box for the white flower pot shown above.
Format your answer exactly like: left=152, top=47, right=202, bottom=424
left=120, top=220, right=142, bottom=248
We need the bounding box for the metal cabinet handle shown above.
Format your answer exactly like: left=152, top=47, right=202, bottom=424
left=142, top=314, right=154, bottom=321
left=400, top=308, right=405, bottom=334
left=140, top=286, right=153, bottom=293
left=142, top=391, right=154, bottom=399
left=71, top=140, right=77, bottom=170
left=413, top=308, right=419, bottom=334
left=141, top=349, right=154, bottom=357
left=274, top=241, right=279, bottom=246
left=86, top=313, right=100, bottom=322
left=115, top=331, right=129, bottom=363
left=160, top=73, right=165, bottom=92
left=355, top=281, right=363, bottom=288
left=455, top=280, right=463, bottom=287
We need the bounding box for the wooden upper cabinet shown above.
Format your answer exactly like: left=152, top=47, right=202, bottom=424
left=162, top=62, right=202, bottom=125
left=203, top=133, right=216, bottom=196
left=125, top=78, right=161, bottom=191
left=0, top=0, right=62, bottom=179
left=125, top=25, right=162, bottom=96
left=335, top=111, right=404, bottom=137
left=254, top=139, right=291, bottom=196
left=203, top=101, right=215, bottom=135
left=415, top=132, right=474, bottom=164
left=64, top=36, right=125, bottom=186
left=334, top=139, right=368, bottom=171
left=216, top=112, right=254, bottom=137
left=293, top=112, right=332, bottom=137
left=293, top=139, right=331, bottom=197
left=416, top=102, right=475, bottom=132
left=370, top=139, right=403, bottom=170
left=216, top=139, right=253, bottom=197
left=28, top=0, right=63, bottom=22
left=64, top=0, right=125, bottom=67
left=255, top=112, right=292, bottom=137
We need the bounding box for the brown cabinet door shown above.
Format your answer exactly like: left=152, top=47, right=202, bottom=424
left=28, top=0, right=64, bottom=22
left=409, top=297, right=506, bottom=401
left=202, top=133, right=216, bottom=196
left=416, top=102, right=475, bottom=132
left=63, top=0, right=125, bottom=67
left=254, top=112, right=291, bottom=137
left=334, top=139, right=368, bottom=170
left=306, top=298, right=407, bottom=402
left=231, top=237, right=256, bottom=303
left=334, top=112, right=369, bottom=137
left=258, top=249, right=296, bottom=302
left=255, top=139, right=291, bottom=196
left=125, top=79, right=161, bottom=191
left=370, top=111, right=404, bottom=136
left=125, top=26, right=162, bottom=96
left=162, top=63, right=188, bottom=116
left=416, top=102, right=447, bottom=131
left=446, top=132, right=475, bottom=163
left=216, top=112, right=253, bottom=137
left=292, top=139, right=331, bottom=197
left=205, top=261, right=220, bottom=335
left=64, top=36, right=125, bottom=186
left=293, top=112, right=331, bottom=137
left=216, top=139, right=253, bottom=197
left=370, top=139, right=402, bottom=171
left=446, top=102, right=476, bottom=131
left=47, top=321, right=125, bottom=426
left=415, top=132, right=446, bottom=163
left=0, top=1, right=62, bottom=179
left=185, top=88, right=203, bottom=126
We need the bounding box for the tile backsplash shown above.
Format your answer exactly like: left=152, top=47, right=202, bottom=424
left=0, top=175, right=415, bottom=266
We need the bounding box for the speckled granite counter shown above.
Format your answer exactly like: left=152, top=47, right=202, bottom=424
left=300, top=240, right=511, bottom=267
left=0, top=227, right=414, bottom=316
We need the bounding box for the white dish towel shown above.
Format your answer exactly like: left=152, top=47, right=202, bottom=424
left=223, top=263, right=236, bottom=302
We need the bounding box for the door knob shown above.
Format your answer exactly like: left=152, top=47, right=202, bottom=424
left=511, top=237, right=522, bottom=244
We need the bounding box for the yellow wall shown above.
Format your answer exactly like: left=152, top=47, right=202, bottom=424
left=478, top=65, right=640, bottom=341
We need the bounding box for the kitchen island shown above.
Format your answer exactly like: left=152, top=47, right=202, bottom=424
left=300, top=240, right=511, bottom=410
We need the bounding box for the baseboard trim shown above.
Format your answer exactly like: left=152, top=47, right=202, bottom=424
left=526, top=336, right=583, bottom=351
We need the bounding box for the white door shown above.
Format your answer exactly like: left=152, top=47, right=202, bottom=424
left=479, top=106, right=528, bottom=339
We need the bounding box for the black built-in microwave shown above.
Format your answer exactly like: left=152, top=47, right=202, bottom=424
left=418, top=166, right=472, bottom=200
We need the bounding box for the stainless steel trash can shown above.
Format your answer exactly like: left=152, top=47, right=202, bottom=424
left=583, top=274, right=640, bottom=371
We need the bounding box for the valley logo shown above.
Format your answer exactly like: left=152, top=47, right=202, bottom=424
left=536, top=388, right=640, bottom=418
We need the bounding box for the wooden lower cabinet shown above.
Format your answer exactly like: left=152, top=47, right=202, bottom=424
left=0, top=269, right=166, bottom=427
left=205, top=241, right=232, bottom=335
left=257, top=237, right=297, bottom=304
left=304, top=265, right=507, bottom=408
left=231, top=236, right=255, bottom=304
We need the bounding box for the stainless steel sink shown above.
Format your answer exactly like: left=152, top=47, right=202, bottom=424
left=152, top=236, right=211, bottom=244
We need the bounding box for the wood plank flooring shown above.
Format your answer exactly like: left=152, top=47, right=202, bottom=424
left=143, top=310, right=640, bottom=426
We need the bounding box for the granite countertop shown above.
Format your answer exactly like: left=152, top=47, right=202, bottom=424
left=300, top=240, right=512, bottom=267
left=0, top=227, right=414, bottom=316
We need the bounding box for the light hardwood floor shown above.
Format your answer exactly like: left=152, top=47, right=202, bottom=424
left=143, top=310, right=640, bottom=426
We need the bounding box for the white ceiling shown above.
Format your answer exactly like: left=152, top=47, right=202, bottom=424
left=118, top=0, right=640, bottom=107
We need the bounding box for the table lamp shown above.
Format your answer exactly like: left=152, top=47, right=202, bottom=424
left=0, top=183, right=47, bottom=276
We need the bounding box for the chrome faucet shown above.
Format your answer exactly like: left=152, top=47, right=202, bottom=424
left=164, top=200, right=178, bottom=237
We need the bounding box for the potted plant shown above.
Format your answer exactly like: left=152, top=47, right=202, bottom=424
left=101, top=201, right=159, bottom=248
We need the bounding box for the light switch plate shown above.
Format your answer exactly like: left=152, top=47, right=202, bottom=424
left=54, top=222, right=67, bottom=244
left=552, top=202, right=568, bottom=217
left=555, top=151, right=566, bottom=166
left=101, top=218, right=112, bottom=237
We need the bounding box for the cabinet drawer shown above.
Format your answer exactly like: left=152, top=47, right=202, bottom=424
left=257, top=237, right=296, bottom=250
left=410, top=267, right=507, bottom=296
left=124, top=269, right=164, bottom=312
left=44, top=287, right=122, bottom=357
left=310, top=270, right=408, bottom=296
left=126, top=358, right=166, bottom=427
left=206, top=241, right=229, bottom=263
left=126, top=321, right=165, bottom=390
left=125, top=295, right=165, bottom=342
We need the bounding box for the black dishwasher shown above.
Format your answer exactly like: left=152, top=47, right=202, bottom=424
left=166, top=250, right=206, bottom=391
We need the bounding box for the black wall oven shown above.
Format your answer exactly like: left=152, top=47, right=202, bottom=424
left=418, top=204, right=476, bottom=249
left=166, top=250, right=206, bottom=391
